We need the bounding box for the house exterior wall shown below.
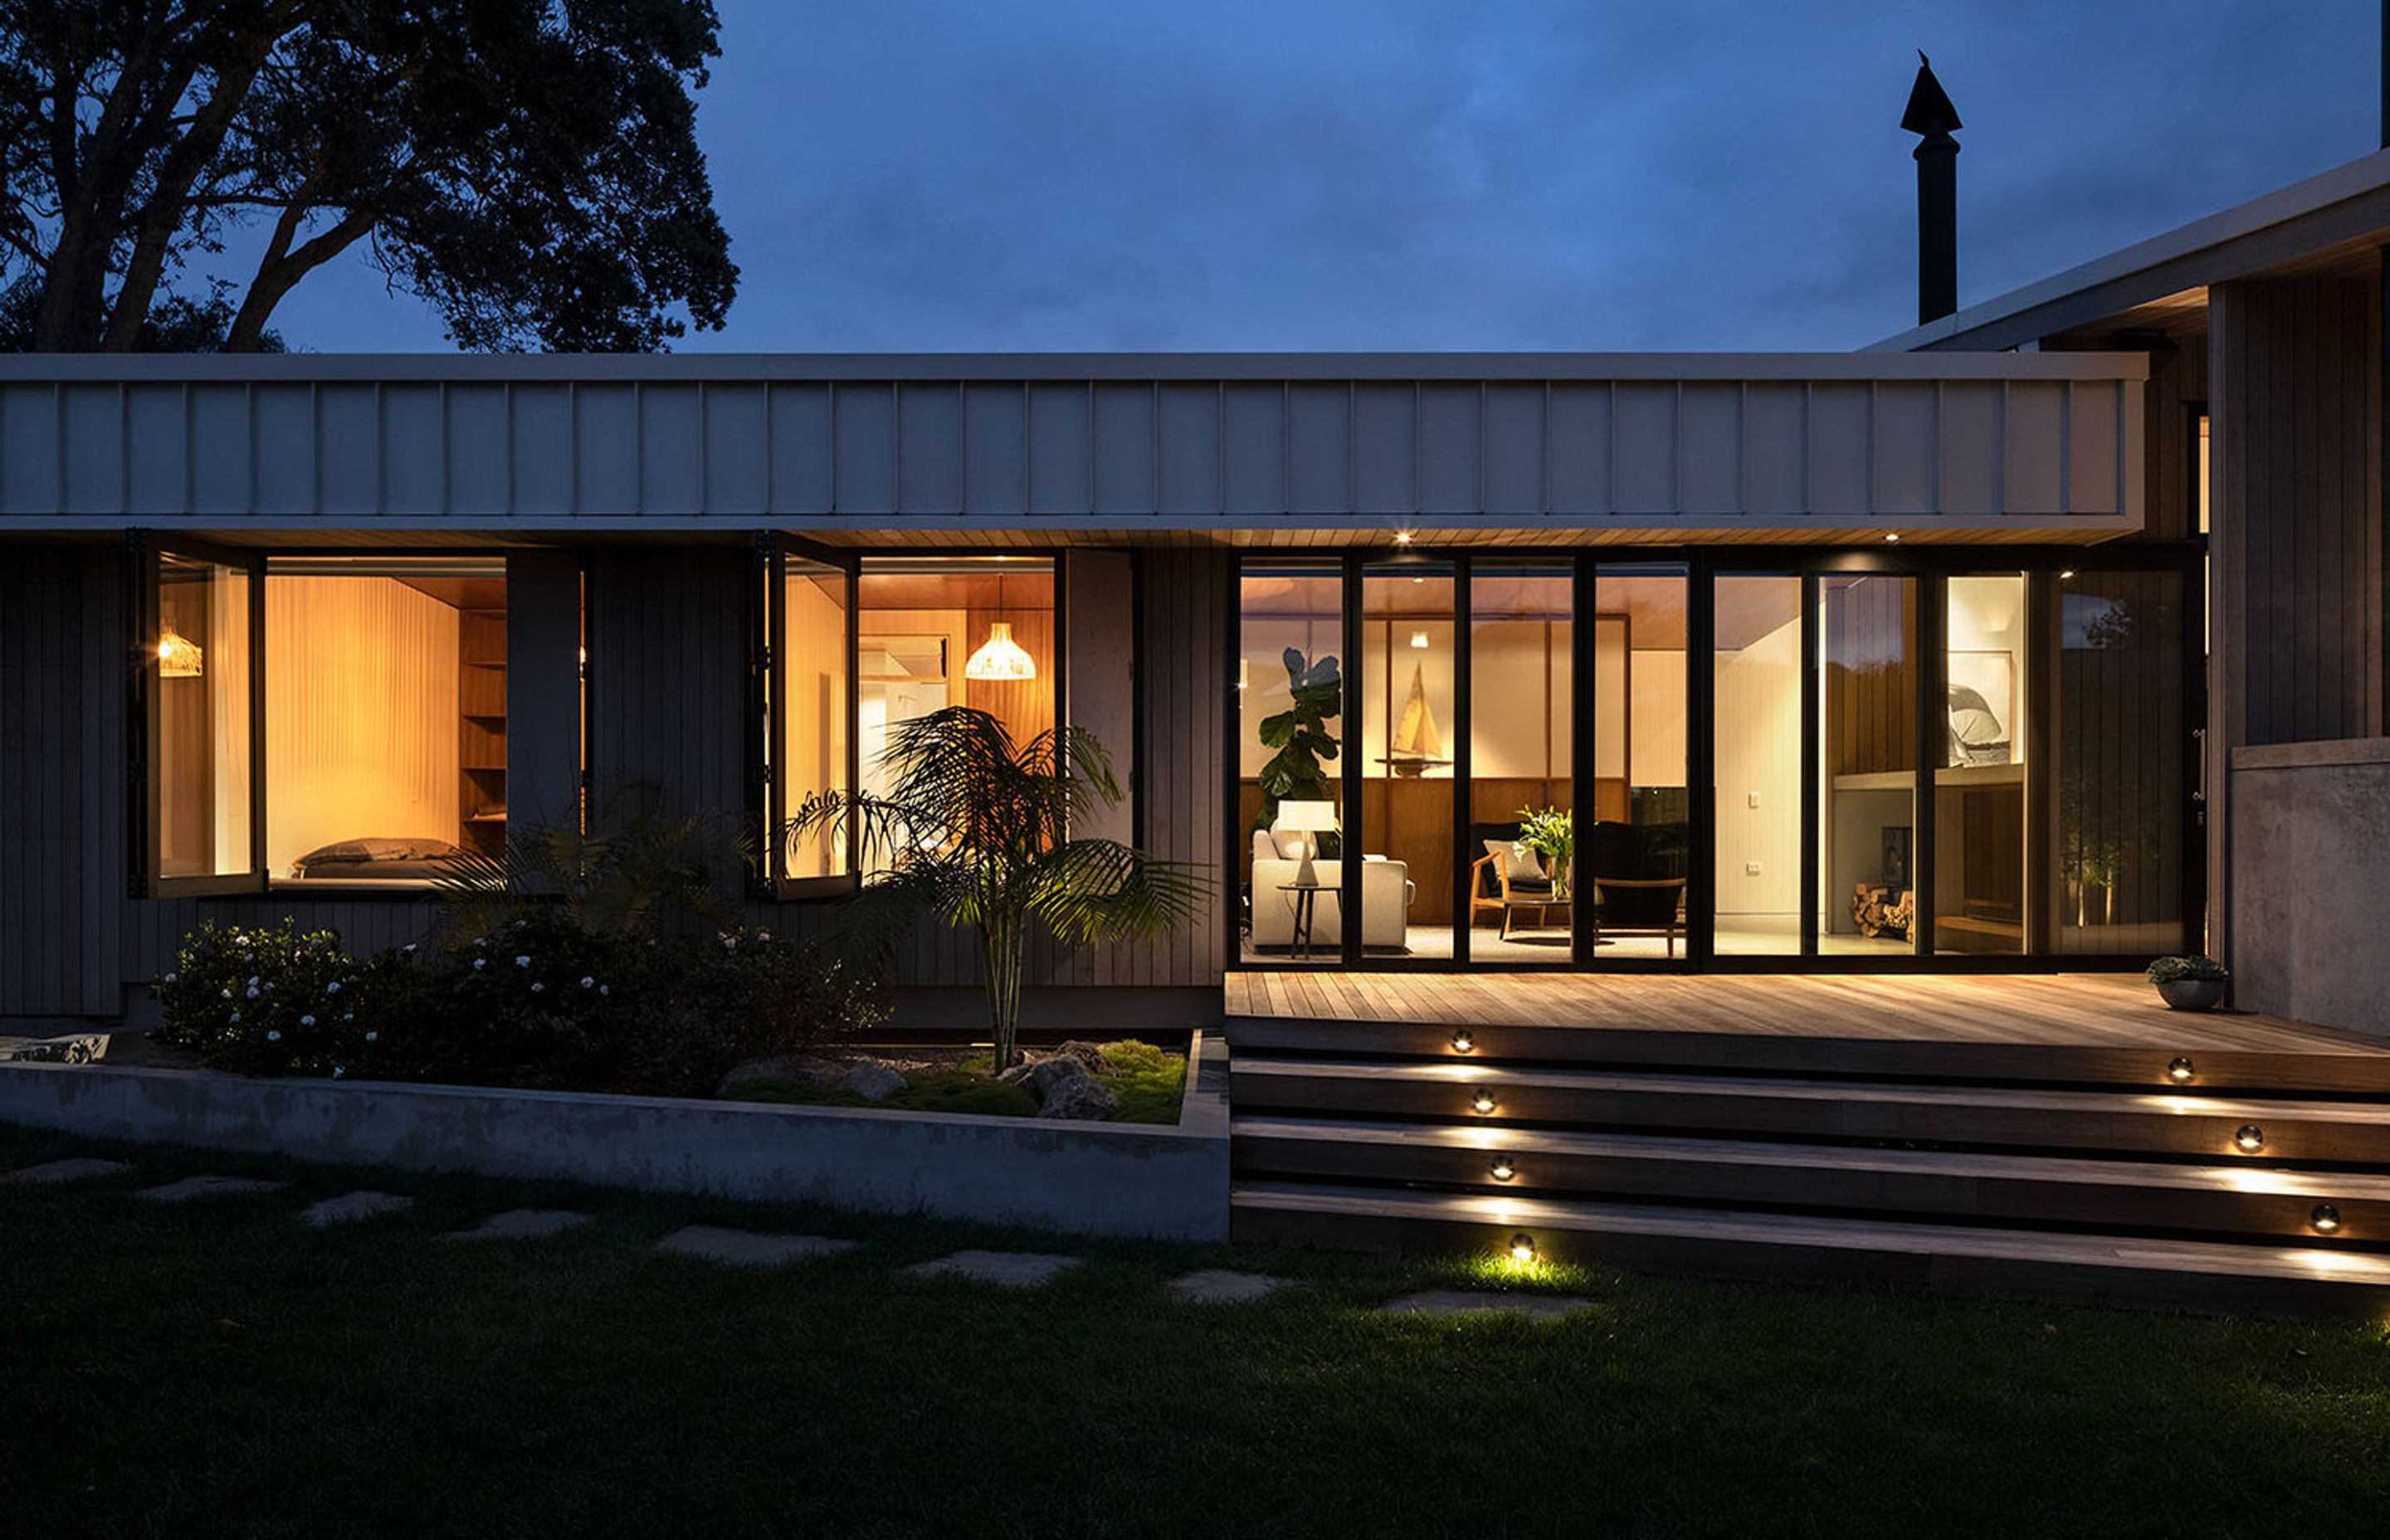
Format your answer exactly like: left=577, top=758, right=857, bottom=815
left=0, top=353, right=2145, bottom=539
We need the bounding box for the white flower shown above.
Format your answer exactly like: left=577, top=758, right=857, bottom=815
left=220, top=987, right=232, bottom=1000
left=246, top=986, right=261, bottom=1000
left=228, top=1011, right=241, bottom=1024
left=598, top=984, right=609, bottom=997
left=326, top=981, right=341, bottom=995
left=474, top=937, right=487, bottom=948
left=332, top=1066, right=345, bottom=1078
left=721, top=935, right=736, bottom=950
left=473, top=958, right=486, bottom=970
left=266, top=1030, right=281, bottom=1042
left=755, top=930, right=771, bottom=943
left=247, top=976, right=259, bottom=987
left=530, top=982, right=544, bottom=993
left=341, top=1012, right=354, bottom=1023
left=579, top=976, right=594, bottom=989
left=163, top=972, right=178, bottom=984
left=402, top=943, right=417, bottom=956
left=300, top=1014, right=315, bottom=1027
left=515, top=955, right=530, bottom=967
left=363, top=1031, right=379, bottom=1043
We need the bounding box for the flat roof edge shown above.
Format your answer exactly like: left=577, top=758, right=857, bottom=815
left=0, top=350, right=2147, bottom=384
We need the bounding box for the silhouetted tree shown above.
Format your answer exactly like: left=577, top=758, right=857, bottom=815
left=1, top=1, right=736, bottom=352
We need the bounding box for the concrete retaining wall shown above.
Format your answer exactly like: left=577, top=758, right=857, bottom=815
left=0, top=1031, right=1231, bottom=1240
left=2230, top=739, right=2390, bottom=1036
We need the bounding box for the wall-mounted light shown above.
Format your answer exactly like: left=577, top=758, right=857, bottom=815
left=1489, top=1156, right=1516, bottom=1182
left=1508, top=1233, right=1536, bottom=1262
left=1450, top=1028, right=1475, bottom=1054
left=2311, top=1203, right=2343, bottom=1235
left=963, top=621, right=1036, bottom=681
left=2234, top=1124, right=2266, bottom=1154
left=1236, top=658, right=1249, bottom=691
left=2060, top=569, right=2076, bottom=581
left=2166, top=1056, right=2196, bottom=1084
left=1884, top=532, right=1901, bottom=543
left=156, top=630, right=203, bottom=678
left=1471, top=1090, right=1499, bottom=1115
left=1409, top=629, right=1431, bottom=650
left=1393, top=530, right=1413, bottom=546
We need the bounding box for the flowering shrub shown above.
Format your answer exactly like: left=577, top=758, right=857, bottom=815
left=151, top=912, right=886, bottom=1094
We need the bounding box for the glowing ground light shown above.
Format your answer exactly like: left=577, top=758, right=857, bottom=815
left=1451, top=1028, right=1475, bottom=1054
left=2235, top=1124, right=2266, bottom=1153
left=1471, top=1091, right=1499, bottom=1115
left=1509, top=1233, right=1537, bottom=1262
left=2312, top=1204, right=2343, bottom=1235
left=2166, top=1056, right=2196, bottom=1084
left=1489, top=1157, right=1517, bottom=1182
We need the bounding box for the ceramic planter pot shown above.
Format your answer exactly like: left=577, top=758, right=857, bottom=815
left=2156, top=977, right=2227, bottom=1012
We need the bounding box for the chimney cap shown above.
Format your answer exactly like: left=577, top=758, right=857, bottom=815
left=1901, top=51, right=1963, bottom=137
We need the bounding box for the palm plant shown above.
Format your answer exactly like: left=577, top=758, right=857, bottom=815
left=786, top=707, right=1208, bottom=1069
left=434, top=789, right=753, bottom=941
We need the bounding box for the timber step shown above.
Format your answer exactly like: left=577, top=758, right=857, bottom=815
left=1229, top=1182, right=2390, bottom=1320
left=1232, top=1117, right=2390, bottom=1245
left=1227, top=1056, right=2390, bottom=1164
left=1222, top=1016, right=2390, bottom=1097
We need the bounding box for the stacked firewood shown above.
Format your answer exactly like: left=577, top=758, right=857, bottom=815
left=1850, top=882, right=1914, bottom=939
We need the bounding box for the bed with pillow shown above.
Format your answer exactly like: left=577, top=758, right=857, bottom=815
left=287, top=836, right=471, bottom=882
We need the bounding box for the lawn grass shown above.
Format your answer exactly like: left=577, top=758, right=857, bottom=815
left=722, top=1038, right=1188, bottom=1123
left=3, top=1122, right=2387, bottom=1539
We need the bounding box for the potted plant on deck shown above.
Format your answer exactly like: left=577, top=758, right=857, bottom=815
left=2146, top=954, right=2228, bottom=1012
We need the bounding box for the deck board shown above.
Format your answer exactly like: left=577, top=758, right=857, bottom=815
left=1222, top=970, right=2390, bottom=1058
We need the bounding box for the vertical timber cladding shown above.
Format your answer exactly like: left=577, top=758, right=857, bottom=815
left=2212, top=277, right=2386, bottom=747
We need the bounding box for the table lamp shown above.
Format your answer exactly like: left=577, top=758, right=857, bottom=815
left=1275, top=799, right=1339, bottom=888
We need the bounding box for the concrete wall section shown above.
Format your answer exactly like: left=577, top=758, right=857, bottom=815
left=0, top=1031, right=1232, bottom=1240
left=2228, top=739, right=2390, bottom=1036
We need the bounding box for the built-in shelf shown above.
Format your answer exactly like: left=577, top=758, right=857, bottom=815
left=459, top=608, right=507, bottom=855
left=1832, top=763, right=2025, bottom=793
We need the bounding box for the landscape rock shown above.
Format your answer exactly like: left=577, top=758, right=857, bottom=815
left=1029, top=1055, right=1118, bottom=1120
left=904, top=1250, right=1083, bottom=1289
left=301, top=1191, right=413, bottom=1226
left=1049, top=1040, right=1120, bottom=1076
left=1, top=1157, right=129, bottom=1185
left=134, top=1174, right=288, bottom=1203
left=1373, top=1289, right=1597, bottom=1322
left=1166, top=1270, right=1289, bottom=1305
left=836, top=1061, right=908, bottom=1102
left=656, top=1226, right=858, bottom=1266
left=446, top=1208, right=590, bottom=1241
left=715, top=1055, right=843, bottom=1095
left=0, top=1032, right=109, bottom=1065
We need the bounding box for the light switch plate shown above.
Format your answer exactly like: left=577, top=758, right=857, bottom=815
left=1745, top=860, right=1763, bottom=875
left=1746, top=791, right=1761, bottom=809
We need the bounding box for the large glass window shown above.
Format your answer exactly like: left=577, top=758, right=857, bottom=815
left=262, top=556, right=507, bottom=885
left=1818, top=574, right=1919, bottom=957
left=856, top=557, right=1055, bottom=866
left=1467, top=563, right=1572, bottom=963
left=1361, top=564, right=1450, bottom=958
left=1936, top=574, right=2028, bottom=953
left=1590, top=566, right=1690, bottom=961
left=152, top=550, right=256, bottom=885
left=2056, top=571, right=2189, bottom=955
left=1239, top=563, right=1344, bottom=963
left=777, top=555, right=852, bottom=885
left=1713, top=575, right=1802, bottom=955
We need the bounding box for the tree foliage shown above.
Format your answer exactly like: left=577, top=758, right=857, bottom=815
left=786, top=708, right=1210, bottom=1069
left=1, top=0, right=736, bottom=352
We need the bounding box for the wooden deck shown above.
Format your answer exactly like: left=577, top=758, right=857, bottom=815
left=1222, top=970, right=2390, bottom=1059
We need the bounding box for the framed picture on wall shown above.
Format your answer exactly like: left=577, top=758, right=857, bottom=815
left=1946, top=651, right=2015, bottom=765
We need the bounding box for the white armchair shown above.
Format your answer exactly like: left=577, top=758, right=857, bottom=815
left=1248, top=826, right=1413, bottom=951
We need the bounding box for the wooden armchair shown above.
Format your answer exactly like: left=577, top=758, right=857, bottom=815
left=1469, top=826, right=1566, bottom=940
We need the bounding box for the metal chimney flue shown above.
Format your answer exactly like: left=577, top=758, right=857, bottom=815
left=1903, top=51, right=1963, bottom=325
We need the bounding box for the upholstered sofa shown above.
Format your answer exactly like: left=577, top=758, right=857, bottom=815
left=1248, top=826, right=1414, bottom=951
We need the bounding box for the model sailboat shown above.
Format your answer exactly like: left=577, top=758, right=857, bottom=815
left=1382, top=660, right=1451, bottom=777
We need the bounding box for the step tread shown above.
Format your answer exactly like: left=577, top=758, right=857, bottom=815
left=1231, top=1181, right=2390, bottom=1284
left=1232, top=1056, right=2390, bottom=1122
left=1229, top=1117, right=2390, bottom=1199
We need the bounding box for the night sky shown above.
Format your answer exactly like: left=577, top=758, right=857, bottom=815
left=217, top=1, right=2380, bottom=353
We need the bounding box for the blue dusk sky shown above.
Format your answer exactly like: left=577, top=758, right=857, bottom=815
left=221, top=2, right=2380, bottom=353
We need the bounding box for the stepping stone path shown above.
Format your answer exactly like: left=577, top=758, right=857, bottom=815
left=134, top=1174, right=288, bottom=1203
left=0, top=1157, right=129, bottom=1185
left=656, top=1226, right=859, bottom=1267
left=1166, top=1269, right=1289, bottom=1305
left=1374, top=1289, right=1597, bottom=1322
left=905, top=1250, right=1083, bottom=1289
left=301, top=1191, right=414, bottom=1227
left=446, top=1208, right=590, bottom=1241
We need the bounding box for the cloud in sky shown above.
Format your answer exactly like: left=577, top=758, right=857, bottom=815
left=232, top=0, right=2378, bottom=353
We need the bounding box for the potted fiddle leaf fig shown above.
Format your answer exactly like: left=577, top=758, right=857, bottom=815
left=2146, top=954, right=2228, bottom=1012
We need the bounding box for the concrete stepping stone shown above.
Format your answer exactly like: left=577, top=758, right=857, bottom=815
left=1374, top=1289, right=1597, bottom=1322
left=1166, top=1269, right=1289, bottom=1305
left=301, top=1191, right=413, bottom=1227
left=1, top=1157, right=129, bottom=1185
left=134, top=1174, right=289, bottom=1203
left=656, top=1225, right=859, bottom=1267
left=446, top=1208, right=590, bottom=1241
left=904, top=1250, right=1083, bottom=1289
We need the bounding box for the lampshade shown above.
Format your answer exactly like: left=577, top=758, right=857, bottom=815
left=963, top=621, right=1036, bottom=681
left=1275, top=799, right=1338, bottom=833
left=1409, top=629, right=1430, bottom=650
left=157, top=629, right=203, bottom=678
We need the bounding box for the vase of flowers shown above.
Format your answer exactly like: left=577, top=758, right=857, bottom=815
left=1515, top=806, right=1574, bottom=901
